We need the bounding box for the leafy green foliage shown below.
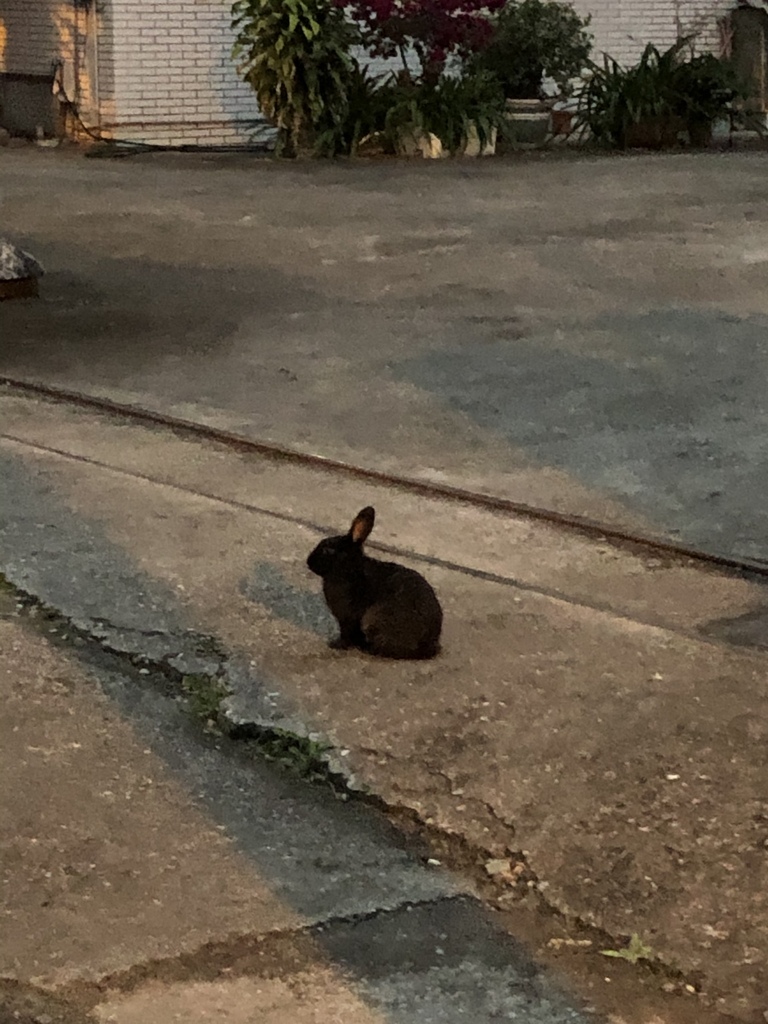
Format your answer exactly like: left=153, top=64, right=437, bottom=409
left=230, top=0, right=518, bottom=158
left=182, top=673, right=231, bottom=724
left=671, top=52, right=742, bottom=123
left=385, top=70, right=507, bottom=153
left=576, top=38, right=742, bottom=149
left=314, top=65, right=393, bottom=156
left=601, top=933, right=654, bottom=964
left=232, top=0, right=358, bottom=156
left=473, top=0, right=593, bottom=99
left=247, top=728, right=335, bottom=784
left=576, top=42, right=682, bottom=149
left=317, top=65, right=508, bottom=157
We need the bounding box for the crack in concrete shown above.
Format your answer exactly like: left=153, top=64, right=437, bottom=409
left=58, top=896, right=477, bottom=1009
left=1, top=574, right=710, bottom=1005
left=353, top=746, right=518, bottom=853
left=9, top=596, right=225, bottom=683
left=335, top=753, right=703, bottom=997
left=87, top=617, right=226, bottom=655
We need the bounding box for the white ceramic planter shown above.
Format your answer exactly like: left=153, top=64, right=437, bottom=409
left=505, top=98, right=551, bottom=147
left=463, top=123, right=498, bottom=157
left=396, top=129, right=445, bottom=159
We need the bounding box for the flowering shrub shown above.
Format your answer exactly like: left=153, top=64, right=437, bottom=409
left=336, top=0, right=506, bottom=79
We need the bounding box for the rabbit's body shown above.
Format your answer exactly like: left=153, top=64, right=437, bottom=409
left=307, top=507, right=443, bottom=660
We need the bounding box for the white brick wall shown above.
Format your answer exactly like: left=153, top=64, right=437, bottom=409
left=572, top=0, right=732, bottom=65
left=103, top=0, right=264, bottom=146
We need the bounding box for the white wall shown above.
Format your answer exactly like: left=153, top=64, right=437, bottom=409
left=573, top=0, right=731, bottom=65
left=103, top=0, right=264, bottom=146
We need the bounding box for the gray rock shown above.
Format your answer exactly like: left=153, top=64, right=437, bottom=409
left=0, top=240, right=44, bottom=281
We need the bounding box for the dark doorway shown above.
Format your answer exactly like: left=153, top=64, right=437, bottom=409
left=0, top=71, right=62, bottom=137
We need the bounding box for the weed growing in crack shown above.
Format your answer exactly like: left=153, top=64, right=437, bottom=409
left=182, top=673, right=232, bottom=726
left=601, top=933, right=654, bottom=964
left=246, top=729, right=335, bottom=785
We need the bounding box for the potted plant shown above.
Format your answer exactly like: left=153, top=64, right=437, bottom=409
left=576, top=39, right=743, bottom=151
left=474, top=0, right=592, bottom=99
left=670, top=52, right=741, bottom=147
left=576, top=40, right=687, bottom=150
left=471, top=0, right=592, bottom=143
left=381, top=69, right=507, bottom=157
left=427, top=70, right=508, bottom=156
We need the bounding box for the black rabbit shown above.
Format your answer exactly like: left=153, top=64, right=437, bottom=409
left=307, top=506, right=443, bottom=659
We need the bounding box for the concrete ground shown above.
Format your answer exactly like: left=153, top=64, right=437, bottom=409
left=1, top=389, right=768, bottom=1024
left=3, top=147, right=768, bottom=1023
left=2, top=147, right=768, bottom=560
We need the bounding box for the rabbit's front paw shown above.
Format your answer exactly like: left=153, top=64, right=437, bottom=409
left=328, top=635, right=353, bottom=650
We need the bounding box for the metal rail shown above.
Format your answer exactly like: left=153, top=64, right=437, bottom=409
left=2, top=375, right=767, bottom=581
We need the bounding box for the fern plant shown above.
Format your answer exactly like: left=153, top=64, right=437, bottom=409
left=232, top=0, right=357, bottom=156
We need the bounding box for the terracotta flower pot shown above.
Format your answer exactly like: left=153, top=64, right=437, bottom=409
left=623, top=115, right=683, bottom=150
left=550, top=109, right=573, bottom=135
left=687, top=118, right=713, bottom=148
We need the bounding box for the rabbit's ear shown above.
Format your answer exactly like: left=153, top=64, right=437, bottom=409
left=350, top=506, right=375, bottom=545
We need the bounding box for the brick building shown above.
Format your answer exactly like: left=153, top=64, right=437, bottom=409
left=0, top=0, right=264, bottom=146
left=0, top=0, right=759, bottom=147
